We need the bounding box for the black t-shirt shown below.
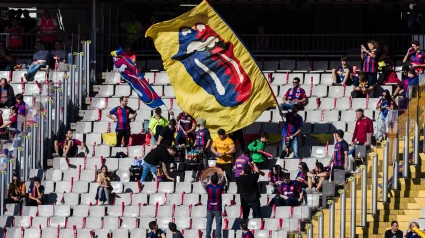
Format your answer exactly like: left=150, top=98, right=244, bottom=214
left=237, top=173, right=260, bottom=204
left=172, top=231, right=184, bottom=238
left=143, top=145, right=170, bottom=166
left=384, top=230, right=403, bottom=238
left=159, top=126, right=175, bottom=147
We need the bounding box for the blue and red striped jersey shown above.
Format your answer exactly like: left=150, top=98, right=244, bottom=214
left=178, top=113, right=196, bottom=132
left=284, top=87, right=306, bottom=102
left=362, top=49, right=378, bottom=73
left=241, top=230, right=254, bottom=238
left=195, top=128, right=211, bottom=150
left=269, top=174, right=282, bottom=183
left=409, top=50, right=425, bottom=74
left=336, top=65, right=352, bottom=83
left=281, top=112, right=303, bottom=137
left=402, top=76, right=419, bottom=99
left=109, top=106, right=135, bottom=130
left=206, top=184, right=223, bottom=211
left=333, top=140, right=349, bottom=167
left=15, top=102, right=28, bottom=116
left=278, top=180, right=301, bottom=198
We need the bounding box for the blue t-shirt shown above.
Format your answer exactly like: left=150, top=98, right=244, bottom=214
left=148, top=229, right=165, bottom=238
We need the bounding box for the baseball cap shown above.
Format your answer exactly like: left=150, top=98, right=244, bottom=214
left=197, top=118, right=206, bottom=126
left=218, top=129, right=225, bottom=135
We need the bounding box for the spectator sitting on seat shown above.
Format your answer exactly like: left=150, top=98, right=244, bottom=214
left=50, top=40, right=66, bottom=63
left=237, top=163, right=262, bottom=220
left=306, top=162, right=328, bottom=193
left=269, top=164, right=283, bottom=187
left=279, top=77, right=307, bottom=110
left=375, top=90, right=394, bottom=142
left=149, top=107, right=168, bottom=146
left=107, top=96, right=137, bottom=147
left=351, top=71, right=374, bottom=98
left=148, top=220, right=166, bottom=238
left=352, top=108, right=374, bottom=148
left=361, top=40, right=380, bottom=85
left=140, top=145, right=176, bottom=182
left=332, top=56, right=353, bottom=86
left=403, top=40, right=425, bottom=74
left=377, top=43, right=395, bottom=85
left=24, top=41, right=49, bottom=82
left=211, top=129, right=236, bottom=185
left=53, top=129, right=85, bottom=157
left=406, top=222, right=425, bottom=238
left=328, top=130, right=349, bottom=179
left=168, top=222, right=184, bottom=238
left=5, top=174, right=26, bottom=204
left=194, top=118, right=211, bottom=169
left=176, top=112, right=196, bottom=145
left=95, top=165, right=112, bottom=205
left=124, top=44, right=136, bottom=64
left=0, top=40, right=13, bottom=71
left=295, top=162, right=309, bottom=189
left=240, top=221, right=254, bottom=238
left=15, top=94, right=28, bottom=117
left=3, top=18, right=24, bottom=48
left=275, top=172, right=303, bottom=206
left=0, top=106, right=18, bottom=131
left=205, top=172, right=225, bottom=238
left=398, top=69, right=420, bottom=108
left=280, top=104, right=303, bottom=159
left=248, top=132, right=269, bottom=169
left=384, top=221, right=403, bottom=238
left=28, top=177, right=44, bottom=206
left=157, top=119, right=178, bottom=147
left=393, top=65, right=410, bottom=98
left=0, top=78, right=15, bottom=108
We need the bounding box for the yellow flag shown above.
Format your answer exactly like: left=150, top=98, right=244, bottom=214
left=146, top=0, right=276, bottom=133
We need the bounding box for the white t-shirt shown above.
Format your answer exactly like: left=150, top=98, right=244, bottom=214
left=33, top=50, right=50, bottom=61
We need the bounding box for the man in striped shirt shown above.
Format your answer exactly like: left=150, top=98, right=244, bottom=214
left=403, top=40, right=425, bottom=74
left=280, top=104, right=303, bottom=158
left=205, top=172, right=224, bottom=238
left=328, top=130, right=349, bottom=179
left=107, top=96, right=137, bottom=147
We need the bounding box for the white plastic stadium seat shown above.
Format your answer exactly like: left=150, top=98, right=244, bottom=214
left=319, top=98, right=335, bottom=110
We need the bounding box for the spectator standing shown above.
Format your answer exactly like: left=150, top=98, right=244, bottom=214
left=194, top=118, right=211, bottom=169
left=148, top=107, right=168, bottom=146
left=240, top=221, right=254, bottom=238
left=328, top=130, right=349, bottom=178
left=22, top=10, right=36, bottom=33
left=237, top=163, right=262, bottom=220
left=142, top=15, right=157, bottom=33
left=3, top=18, right=24, bottom=48
left=205, top=172, right=224, bottom=238
left=157, top=119, right=178, bottom=147
left=384, top=221, right=403, bottom=238
left=360, top=40, right=380, bottom=85
left=27, top=177, right=44, bottom=206
left=0, top=78, right=15, bottom=108
left=4, top=174, right=26, bottom=204
left=168, top=222, right=184, bottom=238
left=148, top=221, right=166, bottom=238
left=121, top=14, right=143, bottom=44
left=15, top=94, right=28, bottom=117
left=352, top=108, right=374, bottom=147
left=375, top=90, right=394, bottom=142
left=248, top=132, right=269, bottom=169
left=279, top=77, right=307, bottom=110
left=306, top=162, right=328, bottom=193
left=95, top=165, right=112, bottom=205
left=0, top=106, right=18, bottom=131
left=295, top=162, right=309, bottom=189
left=107, top=96, right=137, bottom=147
left=280, top=104, right=303, bottom=158
left=351, top=71, right=374, bottom=98
left=403, top=40, right=425, bottom=74
left=0, top=41, right=13, bottom=71
left=53, top=129, right=84, bottom=157
left=124, top=44, right=136, bottom=64
left=31, top=10, right=59, bottom=46
left=229, top=129, right=246, bottom=153
left=24, top=41, right=49, bottom=82
left=255, top=25, right=269, bottom=51
left=140, top=145, right=176, bottom=182
left=234, top=149, right=251, bottom=183
left=50, top=40, right=66, bottom=63
left=211, top=129, right=236, bottom=184
left=275, top=172, right=303, bottom=206
left=332, top=56, right=353, bottom=86
left=176, top=112, right=196, bottom=145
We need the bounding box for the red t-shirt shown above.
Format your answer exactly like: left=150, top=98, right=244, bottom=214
left=352, top=117, right=373, bottom=144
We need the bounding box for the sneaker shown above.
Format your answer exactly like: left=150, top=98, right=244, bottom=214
left=311, top=187, right=317, bottom=193
left=331, top=83, right=337, bottom=86
left=52, top=153, right=59, bottom=157
left=190, top=177, right=195, bottom=183
left=337, top=83, right=342, bottom=86
left=305, top=188, right=311, bottom=194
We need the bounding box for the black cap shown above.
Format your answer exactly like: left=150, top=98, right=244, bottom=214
left=218, top=129, right=225, bottom=135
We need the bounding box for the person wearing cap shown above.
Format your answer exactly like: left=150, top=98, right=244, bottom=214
left=189, top=118, right=211, bottom=182
left=211, top=129, right=235, bottom=184
left=149, top=107, right=168, bottom=146
left=176, top=112, right=196, bottom=145
left=328, top=130, right=349, bottom=178
left=140, top=144, right=177, bottom=182
left=280, top=104, right=303, bottom=159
